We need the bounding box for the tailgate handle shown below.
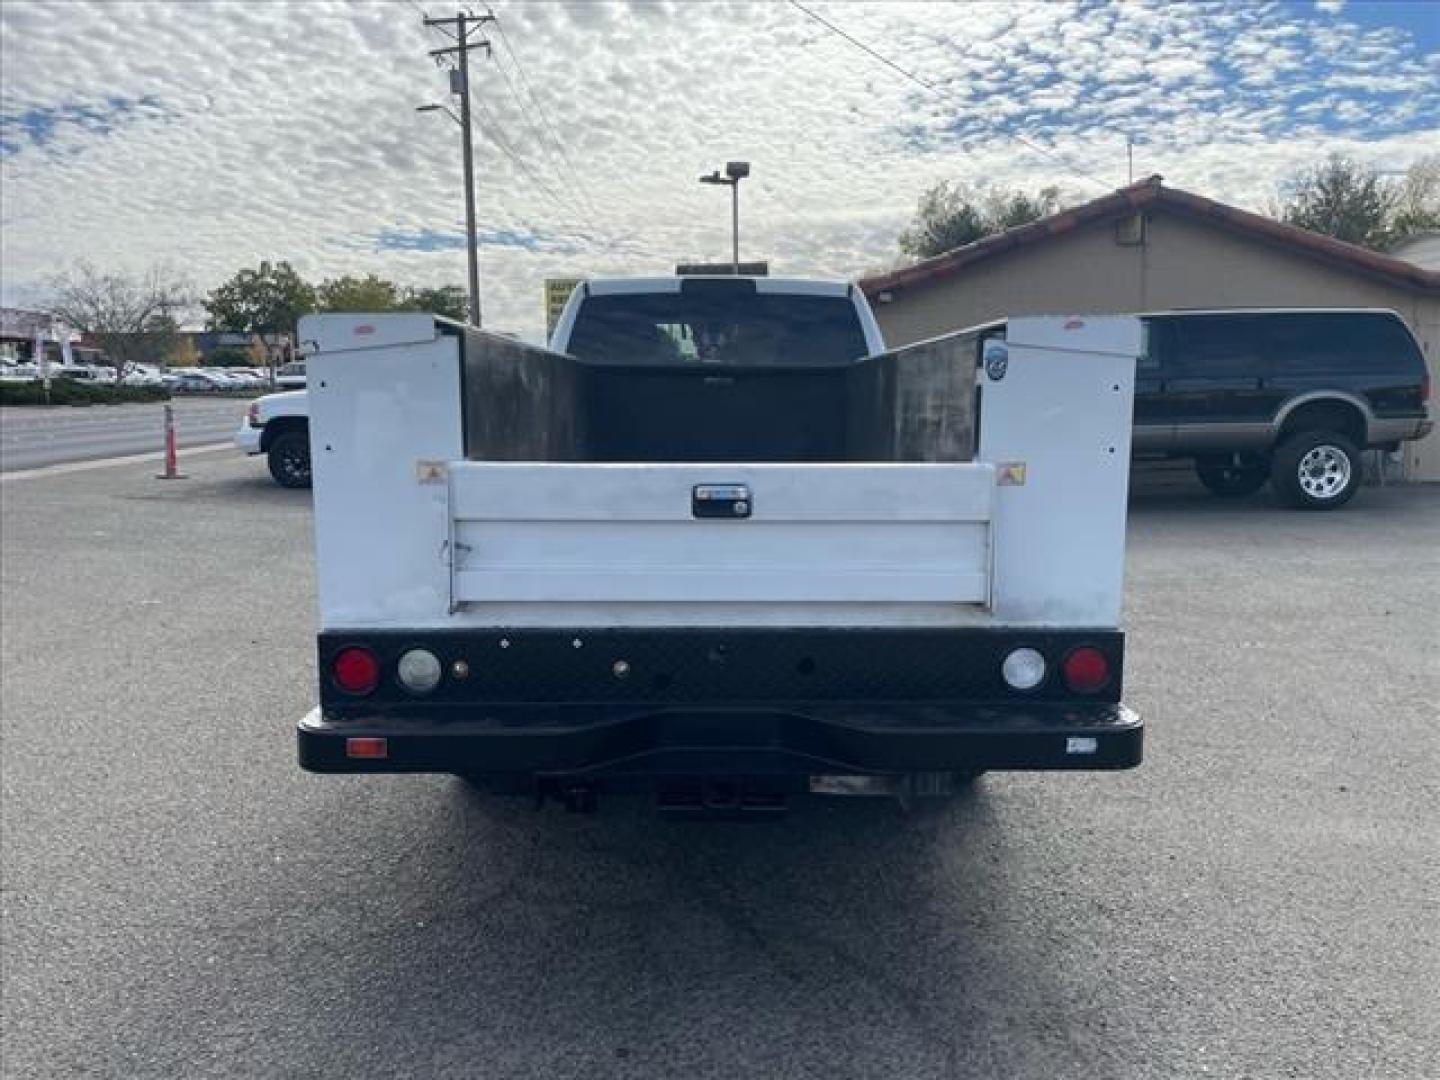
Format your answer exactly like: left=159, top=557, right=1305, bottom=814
left=693, top=483, right=752, bottom=519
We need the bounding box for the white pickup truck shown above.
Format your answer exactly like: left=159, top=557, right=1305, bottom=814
left=297, top=276, right=1142, bottom=814
left=235, top=389, right=311, bottom=487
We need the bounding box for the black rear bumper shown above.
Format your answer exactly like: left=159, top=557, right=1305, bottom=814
left=297, top=700, right=1142, bottom=779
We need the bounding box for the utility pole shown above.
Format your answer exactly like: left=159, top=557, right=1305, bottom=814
left=422, top=11, right=493, bottom=327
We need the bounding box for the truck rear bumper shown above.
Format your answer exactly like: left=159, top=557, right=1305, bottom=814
left=297, top=701, right=1142, bottom=779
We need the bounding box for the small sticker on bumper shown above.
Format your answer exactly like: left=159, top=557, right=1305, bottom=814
left=1066, top=736, right=1098, bottom=755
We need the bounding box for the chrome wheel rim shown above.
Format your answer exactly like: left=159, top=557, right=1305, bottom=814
left=1298, top=445, right=1350, bottom=499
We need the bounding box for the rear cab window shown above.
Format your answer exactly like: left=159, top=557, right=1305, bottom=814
left=567, top=287, right=869, bottom=368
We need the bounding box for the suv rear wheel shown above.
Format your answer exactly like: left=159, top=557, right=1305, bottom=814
left=1195, top=455, right=1269, bottom=497
left=1270, top=429, right=1360, bottom=510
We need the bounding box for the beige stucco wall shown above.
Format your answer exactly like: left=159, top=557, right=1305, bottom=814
left=870, top=210, right=1439, bottom=480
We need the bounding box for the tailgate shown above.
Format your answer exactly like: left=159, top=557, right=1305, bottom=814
left=445, top=462, right=994, bottom=607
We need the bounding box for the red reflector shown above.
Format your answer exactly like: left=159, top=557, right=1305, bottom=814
left=332, top=646, right=380, bottom=695
left=1062, top=647, right=1110, bottom=693
left=346, top=737, right=388, bottom=759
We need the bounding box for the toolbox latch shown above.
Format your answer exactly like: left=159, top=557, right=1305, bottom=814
left=692, top=483, right=752, bottom=519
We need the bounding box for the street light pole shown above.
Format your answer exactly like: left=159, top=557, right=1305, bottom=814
left=731, top=181, right=740, bottom=273
left=700, top=161, right=750, bottom=274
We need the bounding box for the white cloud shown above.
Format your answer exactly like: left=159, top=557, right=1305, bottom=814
left=0, top=0, right=1436, bottom=339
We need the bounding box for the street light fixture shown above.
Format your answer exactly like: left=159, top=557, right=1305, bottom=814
left=416, top=102, right=480, bottom=326
left=416, top=102, right=459, bottom=123
left=699, top=160, right=750, bottom=274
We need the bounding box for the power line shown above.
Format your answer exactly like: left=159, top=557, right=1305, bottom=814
left=484, top=7, right=606, bottom=223
left=481, top=34, right=608, bottom=228
left=786, top=0, right=1118, bottom=192
left=419, top=5, right=607, bottom=229
left=471, top=95, right=586, bottom=223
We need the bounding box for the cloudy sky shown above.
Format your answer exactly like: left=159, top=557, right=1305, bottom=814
left=1, top=0, right=1437, bottom=338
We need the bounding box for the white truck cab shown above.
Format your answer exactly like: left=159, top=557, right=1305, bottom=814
left=235, top=389, right=311, bottom=488
left=297, top=276, right=1142, bottom=814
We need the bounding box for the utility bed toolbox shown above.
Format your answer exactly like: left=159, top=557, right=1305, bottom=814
left=298, top=281, right=1143, bottom=805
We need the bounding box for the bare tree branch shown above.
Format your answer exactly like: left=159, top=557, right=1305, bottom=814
left=48, top=261, right=194, bottom=383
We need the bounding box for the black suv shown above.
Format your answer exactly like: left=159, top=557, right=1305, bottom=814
left=1134, top=309, right=1432, bottom=509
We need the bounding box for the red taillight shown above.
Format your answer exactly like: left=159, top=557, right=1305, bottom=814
left=332, top=646, right=380, bottom=695
left=1062, top=647, right=1110, bottom=694
left=346, top=737, right=388, bottom=759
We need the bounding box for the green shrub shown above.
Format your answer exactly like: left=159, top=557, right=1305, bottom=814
left=207, top=346, right=252, bottom=367
left=0, top=380, right=171, bottom=406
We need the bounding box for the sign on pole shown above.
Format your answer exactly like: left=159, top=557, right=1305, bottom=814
left=544, top=278, right=583, bottom=343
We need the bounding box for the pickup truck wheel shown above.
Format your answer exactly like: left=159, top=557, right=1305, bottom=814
left=1195, top=456, right=1268, bottom=497
left=1270, top=429, right=1360, bottom=509
left=266, top=429, right=312, bottom=489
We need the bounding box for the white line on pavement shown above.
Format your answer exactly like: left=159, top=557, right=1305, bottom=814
left=0, top=443, right=235, bottom=483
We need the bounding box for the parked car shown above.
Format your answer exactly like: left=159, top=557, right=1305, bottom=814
left=200, top=368, right=239, bottom=389
left=230, top=368, right=270, bottom=388
left=123, top=364, right=165, bottom=387
left=235, top=390, right=310, bottom=487
left=169, top=371, right=227, bottom=393
left=275, top=361, right=306, bottom=389
left=216, top=369, right=260, bottom=390
left=55, top=365, right=101, bottom=382
left=0, top=362, right=38, bottom=382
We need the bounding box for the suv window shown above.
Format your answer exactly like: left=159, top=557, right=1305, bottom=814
left=1266, top=313, right=1418, bottom=373
left=1167, top=315, right=1265, bottom=376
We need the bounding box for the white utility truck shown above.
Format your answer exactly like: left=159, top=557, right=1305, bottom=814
left=298, top=277, right=1142, bottom=814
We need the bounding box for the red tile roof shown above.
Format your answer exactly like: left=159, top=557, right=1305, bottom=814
left=859, top=176, right=1440, bottom=297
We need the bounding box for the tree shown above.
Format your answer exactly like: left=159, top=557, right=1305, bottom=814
left=315, top=275, right=469, bottom=322
left=49, top=262, right=191, bottom=383
left=401, top=284, right=469, bottom=323
left=316, top=274, right=402, bottom=312
left=1275, top=155, right=1440, bottom=249
left=205, top=261, right=315, bottom=337
left=1278, top=156, right=1394, bottom=247
left=168, top=336, right=201, bottom=368
left=1388, top=155, right=1440, bottom=247
left=899, top=181, right=1062, bottom=259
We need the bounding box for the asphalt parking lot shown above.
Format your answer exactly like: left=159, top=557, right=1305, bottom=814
left=2, top=455, right=1437, bottom=1080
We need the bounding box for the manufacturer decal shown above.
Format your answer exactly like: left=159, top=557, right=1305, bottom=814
left=983, top=340, right=1009, bottom=381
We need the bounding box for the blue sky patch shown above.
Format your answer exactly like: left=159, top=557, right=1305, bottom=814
left=375, top=226, right=577, bottom=255
left=0, top=94, right=164, bottom=156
